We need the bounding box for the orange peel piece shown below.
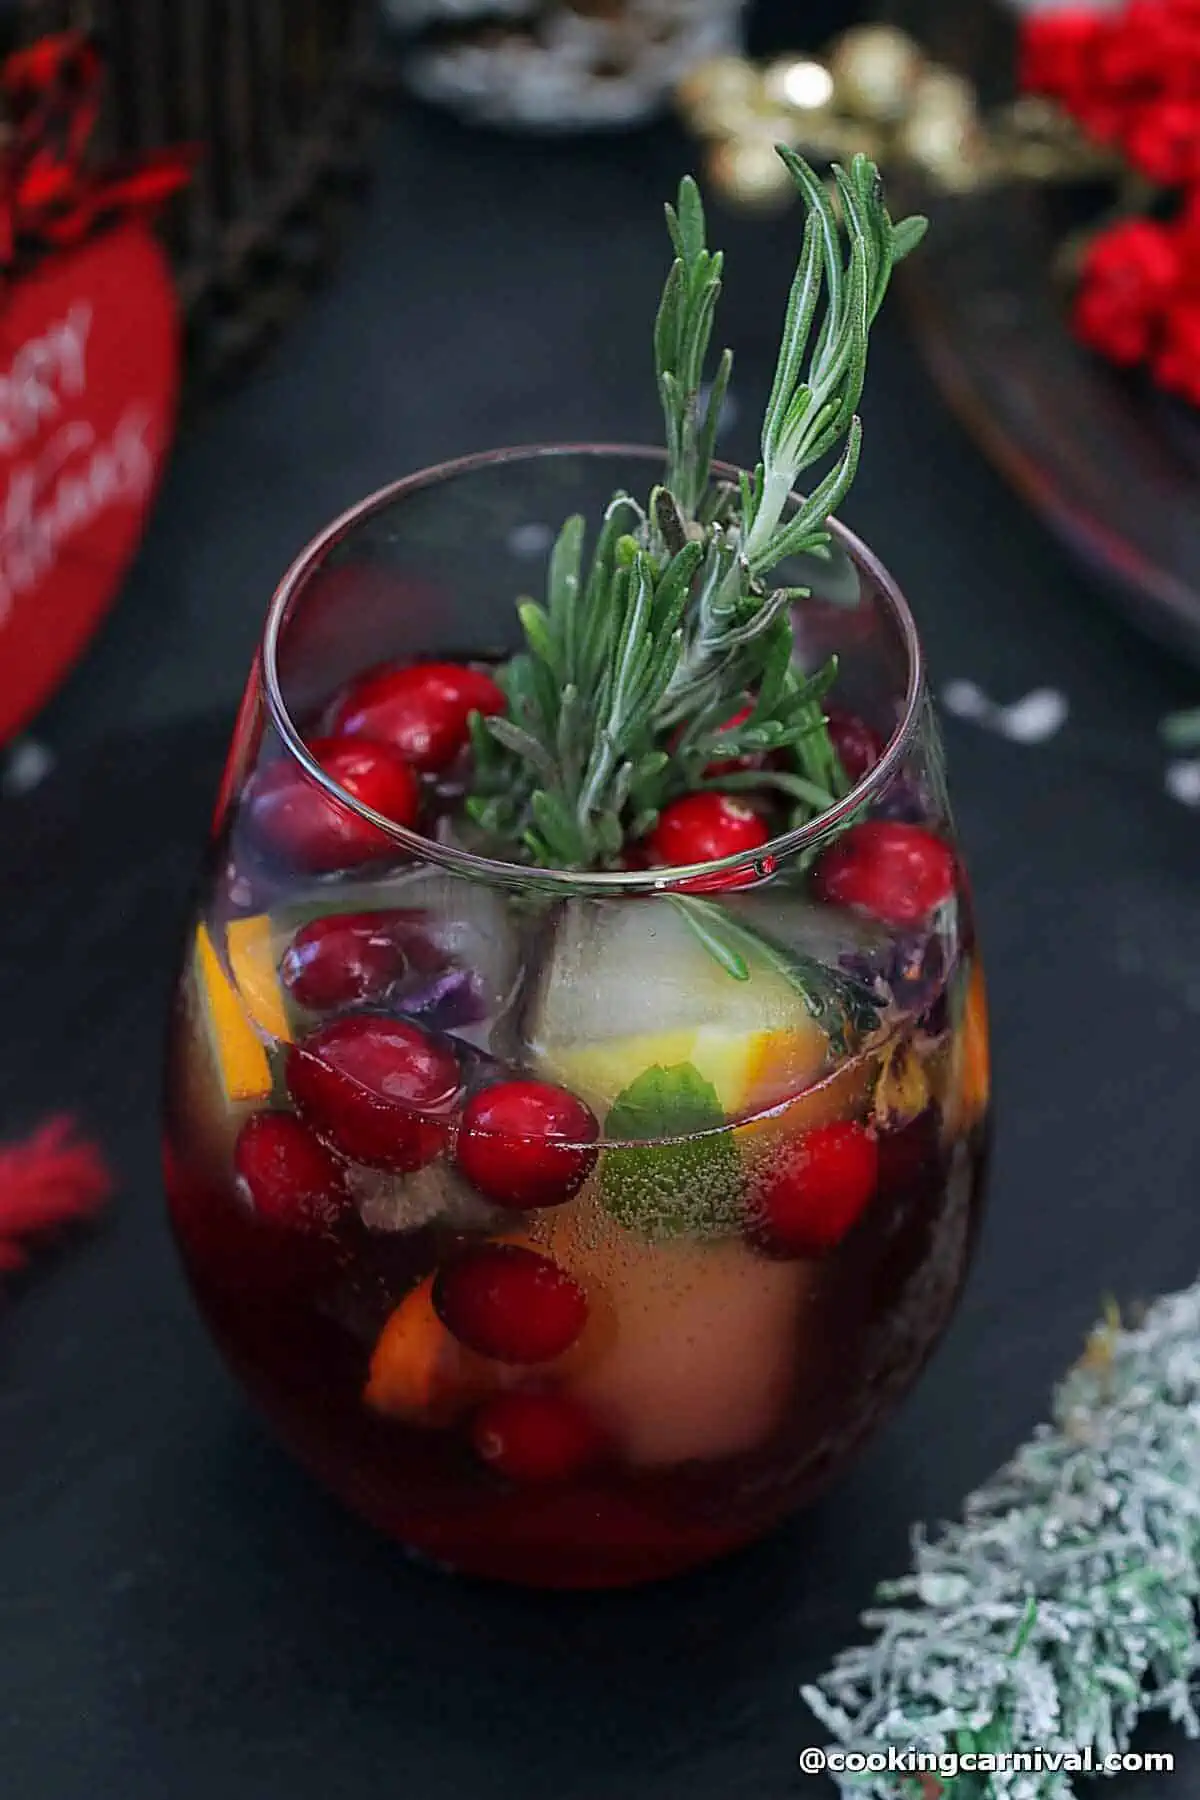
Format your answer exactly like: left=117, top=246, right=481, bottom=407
left=364, top=1275, right=491, bottom=1426
left=226, top=915, right=291, bottom=1044
left=195, top=922, right=274, bottom=1105
left=958, top=962, right=991, bottom=1130
left=736, top=1050, right=873, bottom=1153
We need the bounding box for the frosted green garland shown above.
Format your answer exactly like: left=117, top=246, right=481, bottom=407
left=1162, top=711, right=1200, bottom=750
left=802, top=1280, right=1200, bottom=1798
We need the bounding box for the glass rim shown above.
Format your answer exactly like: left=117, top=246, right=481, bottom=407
left=260, top=442, right=926, bottom=894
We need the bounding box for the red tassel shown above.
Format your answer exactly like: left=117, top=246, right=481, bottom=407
left=0, top=1115, right=113, bottom=1274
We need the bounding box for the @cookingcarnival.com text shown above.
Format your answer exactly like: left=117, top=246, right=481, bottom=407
left=798, top=1745, right=1175, bottom=1779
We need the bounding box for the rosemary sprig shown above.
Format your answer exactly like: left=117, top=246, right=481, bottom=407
left=466, top=149, right=926, bottom=874
left=802, top=1281, right=1200, bottom=1798
left=656, top=175, right=732, bottom=520
left=741, top=153, right=927, bottom=575
left=669, top=895, right=882, bottom=1053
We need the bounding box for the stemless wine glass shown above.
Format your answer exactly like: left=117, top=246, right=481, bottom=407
left=163, top=446, right=990, bottom=1590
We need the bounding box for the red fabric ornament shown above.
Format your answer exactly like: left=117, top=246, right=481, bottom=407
left=0, top=221, right=181, bottom=743
left=0, top=1116, right=112, bottom=1274
left=1072, top=218, right=1180, bottom=365
left=0, top=30, right=194, bottom=743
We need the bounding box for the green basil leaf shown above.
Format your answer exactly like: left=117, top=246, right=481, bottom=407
left=600, top=1061, right=743, bottom=1241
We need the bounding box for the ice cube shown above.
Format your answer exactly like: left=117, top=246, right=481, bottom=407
left=348, top=1160, right=501, bottom=1234
left=728, top=892, right=889, bottom=970
left=528, top=897, right=813, bottom=1052
left=523, top=895, right=874, bottom=1118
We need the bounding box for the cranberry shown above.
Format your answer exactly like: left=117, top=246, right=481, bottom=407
left=247, top=737, right=420, bottom=874
left=812, top=821, right=956, bottom=927
left=286, top=1013, right=461, bottom=1170
left=328, top=661, right=506, bottom=774
left=826, top=708, right=885, bottom=784
left=706, top=702, right=764, bottom=776
left=470, top=1390, right=610, bottom=1483
left=433, top=1244, right=589, bottom=1364
left=281, top=913, right=409, bottom=1011
left=233, top=1110, right=351, bottom=1231
left=456, top=1080, right=599, bottom=1211
left=669, top=702, right=764, bottom=777
left=748, top=1120, right=879, bottom=1258
left=647, top=792, right=770, bottom=869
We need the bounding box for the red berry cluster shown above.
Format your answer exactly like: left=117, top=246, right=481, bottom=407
left=248, top=661, right=505, bottom=872
left=244, top=638, right=910, bottom=889
left=639, top=706, right=890, bottom=885
left=435, top=1242, right=611, bottom=1483
left=238, top=1026, right=599, bottom=1224
left=1019, top=2, right=1200, bottom=401
left=233, top=901, right=611, bottom=1482
left=1072, top=208, right=1200, bottom=399
left=1021, top=2, right=1200, bottom=182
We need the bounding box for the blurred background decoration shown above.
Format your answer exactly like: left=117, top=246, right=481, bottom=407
left=670, top=0, right=1200, bottom=670
left=378, top=0, right=1200, bottom=665
left=383, top=0, right=749, bottom=130
left=10, top=0, right=378, bottom=395
left=0, top=0, right=382, bottom=750
left=674, top=23, right=1120, bottom=209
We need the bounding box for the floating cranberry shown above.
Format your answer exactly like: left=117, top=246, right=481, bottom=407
left=471, top=1390, right=610, bottom=1484
left=748, top=1121, right=879, bottom=1259
left=811, top=820, right=956, bottom=927
left=247, top=737, right=420, bottom=874
left=826, top=708, right=885, bottom=785
left=456, top=1080, right=599, bottom=1211
left=647, top=792, right=770, bottom=869
left=233, top=1110, right=351, bottom=1232
left=286, top=1013, right=461, bottom=1170
left=329, top=661, right=506, bottom=774
left=433, top=1244, right=589, bottom=1364
left=281, top=912, right=409, bottom=1011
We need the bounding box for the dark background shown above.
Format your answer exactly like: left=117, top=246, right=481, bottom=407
left=3, top=9, right=1200, bottom=1797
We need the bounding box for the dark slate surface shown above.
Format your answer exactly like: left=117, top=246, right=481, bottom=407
left=3, top=75, right=1200, bottom=1800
